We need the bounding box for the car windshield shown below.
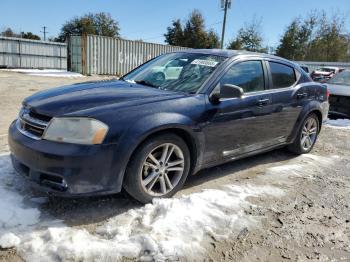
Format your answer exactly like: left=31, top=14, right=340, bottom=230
left=327, top=70, right=350, bottom=86
left=122, top=52, right=226, bottom=93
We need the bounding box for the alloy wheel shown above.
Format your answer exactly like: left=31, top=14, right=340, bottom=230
left=141, top=143, right=185, bottom=196
left=301, top=117, right=318, bottom=151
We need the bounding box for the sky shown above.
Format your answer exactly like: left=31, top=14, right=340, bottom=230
left=1, top=0, right=349, bottom=48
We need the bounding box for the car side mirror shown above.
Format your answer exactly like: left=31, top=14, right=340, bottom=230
left=210, top=84, right=244, bottom=104
left=221, top=84, right=244, bottom=99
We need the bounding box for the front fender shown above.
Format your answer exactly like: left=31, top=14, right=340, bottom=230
left=111, top=112, right=204, bottom=192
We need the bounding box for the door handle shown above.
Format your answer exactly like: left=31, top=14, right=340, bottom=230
left=257, top=98, right=270, bottom=107
left=296, top=93, right=308, bottom=99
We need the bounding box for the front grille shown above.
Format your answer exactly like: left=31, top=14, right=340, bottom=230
left=17, top=108, right=52, bottom=139
left=29, top=110, right=52, bottom=122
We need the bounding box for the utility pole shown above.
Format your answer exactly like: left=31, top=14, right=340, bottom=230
left=220, top=0, right=231, bottom=49
left=41, top=26, right=48, bottom=41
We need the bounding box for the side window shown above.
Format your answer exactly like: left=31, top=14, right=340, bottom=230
left=269, top=62, right=296, bottom=88
left=220, top=61, right=265, bottom=93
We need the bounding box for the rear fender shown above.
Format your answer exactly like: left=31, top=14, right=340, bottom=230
left=287, top=101, right=324, bottom=144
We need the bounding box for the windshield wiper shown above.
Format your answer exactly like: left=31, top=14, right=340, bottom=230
left=134, top=80, right=158, bottom=88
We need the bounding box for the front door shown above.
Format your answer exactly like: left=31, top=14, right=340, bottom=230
left=202, top=60, right=277, bottom=164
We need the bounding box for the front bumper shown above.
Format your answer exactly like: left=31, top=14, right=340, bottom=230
left=8, top=120, right=121, bottom=196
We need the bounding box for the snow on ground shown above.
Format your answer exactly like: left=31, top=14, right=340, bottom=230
left=325, top=119, right=350, bottom=129
left=0, top=154, right=41, bottom=230
left=18, top=185, right=284, bottom=262
left=0, top=153, right=42, bottom=249
left=0, top=69, right=84, bottom=78
left=0, top=152, right=339, bottom=261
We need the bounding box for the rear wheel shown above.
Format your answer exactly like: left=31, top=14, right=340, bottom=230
left=287, top=113, right=319, bottom=154
left=123, top=134, right=190, bottom=203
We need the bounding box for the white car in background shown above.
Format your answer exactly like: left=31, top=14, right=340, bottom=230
left=151, top=59, right=187, bottom=81
left=311, top=66, right=343, bottom=82
left=327, top=70, right=350, bottom=118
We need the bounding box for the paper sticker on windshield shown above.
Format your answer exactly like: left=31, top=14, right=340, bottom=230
left=191, top=59, right=218, bottom=67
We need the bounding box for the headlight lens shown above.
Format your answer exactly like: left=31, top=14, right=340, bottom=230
left=43, top=118, right=108, bottom=145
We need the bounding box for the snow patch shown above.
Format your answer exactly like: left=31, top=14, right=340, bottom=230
left=0, top=152, right=285, bottom=260
left=0, top=233, right=21, bottom=248
left=0, top=154, right=41, bottom=248
left=263, top=154, right=337, bottom=184
left=325, top=119, right=350, bottom=129
left=17, top=184, right=283, bottom=261
left=0, top=152, right=338, bottom=260
left=0, top=69, right=84, bottom=78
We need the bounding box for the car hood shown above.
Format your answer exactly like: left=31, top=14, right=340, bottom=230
left=327, top=83, right=350, bottom=97
left=23, top=80, right=186, bottom=117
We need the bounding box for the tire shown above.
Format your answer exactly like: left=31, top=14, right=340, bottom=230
left=287, top=113, right=320, bottom=155
left=123, top=134, right=191, bottom=204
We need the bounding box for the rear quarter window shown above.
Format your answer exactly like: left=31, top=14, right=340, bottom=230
left=269, top=62, right=296, bottom=89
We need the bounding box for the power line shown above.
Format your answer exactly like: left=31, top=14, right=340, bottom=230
left=220, top=0, right=232, bottom=49
left=41, top=26, right=49, bottom=41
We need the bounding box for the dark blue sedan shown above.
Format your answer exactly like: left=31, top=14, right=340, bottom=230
left=8, top=49, right=329, bottom=203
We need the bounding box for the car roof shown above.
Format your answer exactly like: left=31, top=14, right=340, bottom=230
left=178, top=48, right=293, bottom=64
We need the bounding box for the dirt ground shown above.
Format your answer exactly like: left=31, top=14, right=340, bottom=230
left=0, top=71, right=115, bottom=154
left=0, top=71, right=350, bottom=261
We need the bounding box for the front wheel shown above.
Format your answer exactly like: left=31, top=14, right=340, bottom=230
left=287, top=113, right=319, bottom=154
left=123, top=134, right=191, bottom=204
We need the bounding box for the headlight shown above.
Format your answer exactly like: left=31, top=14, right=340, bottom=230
left=43, top=117, right=109, bottom=145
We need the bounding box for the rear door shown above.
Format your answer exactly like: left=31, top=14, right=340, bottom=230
left=265, top=60, right=308, bottom=141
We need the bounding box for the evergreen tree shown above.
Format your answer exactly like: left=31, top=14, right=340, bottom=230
left=164, top=10, right=220, bottom=48
left=182, top=10, right=208, bottom=48
left=275, top=20, right=301, bottom=59
left=164, top=19, right=184, bottom=46
left=206, top=30, right=221, bottom=49
left=21, top=32, right=41, bottom=40
left=276, top=15, right=316, bottom=60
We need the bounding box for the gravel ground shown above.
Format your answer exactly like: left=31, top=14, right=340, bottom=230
left=0, top=71, right=115, bottom=154
left=0, top=71, right=349, bottom=261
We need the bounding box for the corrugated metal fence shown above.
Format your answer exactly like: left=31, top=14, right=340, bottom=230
left=69, top=34, right=188, bottom=76
left=2, top=34, right=349, bottom=75
left=0, top=36, right=67, bottom=69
